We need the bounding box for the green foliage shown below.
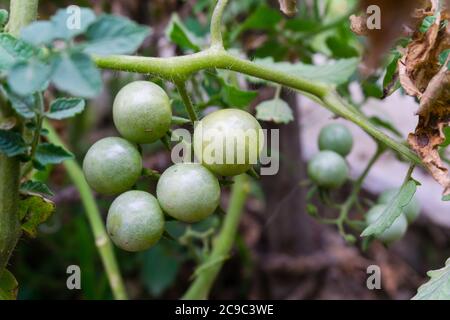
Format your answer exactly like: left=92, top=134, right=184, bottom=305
left=413, top=258, right=450, bottom=300
left=0, top=34, right=36, bottom=71
left=82, top=15, right=150, bottom=55
left=249, top=57, right=359, bottom=85
left=7, top=59, right=51, bottom=95
left=0, top=9, right=8, bottom=27
left=20, top=180, right=54, bottom=197
left=256, top=98, right=294, bottom=124
left=361, top=180, right=417, bottom=237
left=47, top=98, right=85, bottom=120
left=439, top=49, right=450, bottom=70
left=165, top=14, right=203, bottom=52
left=141, top=242, right=180, bottom=297
left=0, top=129, right=27, bottom=156
left=0, top=270, right=18, bottom=300
left=18, top=194, right=55, bottom=237
left=420, top=15, right=437, bottom=33
left=34, top=143, right=73, bottom=166
left=51, top=51, right=102, bottom=98
left=1, top=85, right=37, bottom=118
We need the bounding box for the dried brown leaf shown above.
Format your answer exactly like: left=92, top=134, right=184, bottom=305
left=278, top=0, right=298, bottom=17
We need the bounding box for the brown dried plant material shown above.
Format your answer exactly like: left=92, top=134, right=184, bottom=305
left=400, top=2, right=450, bottom=195
left=349, top=0, right=428, bottom=74
left=278, top=0, right=298, bottom=17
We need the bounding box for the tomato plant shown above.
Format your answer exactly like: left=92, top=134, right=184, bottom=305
left=0, top=0, right=448, bottom=302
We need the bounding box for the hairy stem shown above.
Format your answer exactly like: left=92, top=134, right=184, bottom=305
left=93, top=50, right=420, bottom=164
left=0, top=0, right=39, bottom=279
left=183, top=174, right=249, bottom=299
left=44, top=121, right=128, bottom=300
left=210, top=0, right=229, bottom=47
left=175, top=81, right=198, bottom=123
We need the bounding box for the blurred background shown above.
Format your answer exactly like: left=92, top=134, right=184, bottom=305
left=1, top=0, right=449, bottom=300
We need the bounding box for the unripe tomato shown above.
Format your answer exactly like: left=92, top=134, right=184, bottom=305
left=156, top=163, right=220, bottom=223
left=378, top=188, right=421, bottom=223
left=107, top=190, right=164, bottom=252
left=307, top=150, right=348, bottom=189
left=82, top=137, right=142, bottom=195
left=366, top=204, right=408, bottom=244
left=318, top=123, right=353, bottom=157
left=113, top=81, right=172, bottom=144
left=193, top=108, right=263, bottom=176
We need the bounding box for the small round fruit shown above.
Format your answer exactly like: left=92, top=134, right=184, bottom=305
left=157, top=163, right=220, bottom=223
left=318, top=123, right=353, bottom=157
left=378, top=188, right=421, bottom=223
left=193, top=108, right=263, bottom=176
left=107, top=191, right=164, bottom=252
left=113, top=81, right=172, bottom=144
left=82, top=137, right=142, bottom=195
left=307, top=151, right=349, bottom=189
left=366, top=204, right=408, bottom=244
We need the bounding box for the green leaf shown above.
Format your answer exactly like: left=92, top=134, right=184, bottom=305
left=83, top=14, right=150, bottom=55
left=34, top=142, right=73, bottom=166
left=47, top=97, right=85, bottom=120
left=441, top=126, right=450, bottom=148
left=383, top=52, right=401, bottom=89
left=0, top=9, right=8, bottom=26
left=439, top=49, right=450, bottom=70
left=420, top=15, right=437, bottom=33
left=361, top=180, right=417, bottom=237
left=0, top=33, right=36, bottom=71
left=141, top=243, right=180, bottom=297
left=442, top=194, right=450, bottom=202
left=18, top=194, right=55, bottom=237
left=7, top=59, right=52, bottom=95
left=51, top=7, right=96, bottom=40
left=0, top=270, right=18, bottom=300
left=222, top=82, right=257, bottom=108
left=412, top=258, right=450, bottom=300
left=239, top=4, right=282, bottom=32
left=0, top=129, right=27, bottom=156
left=1, top=85, right=36, bottom=119
left=256, top=98, right=294, bottom=124
left=326, top=36, right=359, bottom=59
left=165, top=14, right=202, bottom=52
left=250, top=57, right=359, bottom=85
left=21, top=21, right=56, bottom=46
left=51, top=51, right=101, bottom=98
left=20, top=180, right=54, bottom=196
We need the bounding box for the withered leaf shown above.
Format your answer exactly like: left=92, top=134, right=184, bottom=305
left=278, top=0, right=297, bottom=17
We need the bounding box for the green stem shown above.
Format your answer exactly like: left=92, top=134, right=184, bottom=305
left=175, top=81, right=198, bottom=123
left=182, top=174, right=249, bottom=299
left=93, top=50, right=419, bottom=165
left=0, top=0, right=39, bottom=279
left=210, top=0, right=229, bottom=47
left=44, top=121, right=128, bottom=300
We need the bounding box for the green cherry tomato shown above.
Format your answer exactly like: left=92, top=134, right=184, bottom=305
left=83, top=137, right=142, bottom=195
left=107, top=190, right=164, bottom=252
left=366, top=204, right=408, bottom=244
left=378, top=188, right=421, bottom=223
left=193, top=108, right=263, bottom=176
left=157, top=163, right=221, bottom=223
left=318, top=123, right=353, bottom=157
left=113, top=81, right=172, bottom=144
left=307, top=150, right=349, bottom=189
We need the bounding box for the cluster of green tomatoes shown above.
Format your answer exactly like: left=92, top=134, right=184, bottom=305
left=308, top=123, right=420, bottom=244
left=82, top=81, right=263, bottom=252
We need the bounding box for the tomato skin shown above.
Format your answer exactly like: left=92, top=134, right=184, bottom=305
left=107, top=191, right=164, bottom=252
left=156, top=163, right=220, bottom=223
left=193, top=108, right=263, bottom=176
left=378, top=188, right=421, bottom=223
left=82, top=137, right=142, bottom=195
left=318, top=123, right=353, bottom=157
left=366, top=204, right=408, bottom=244
left=113, top=81, right=172, bottom=144
left=307, top=151, right=349, bottom=189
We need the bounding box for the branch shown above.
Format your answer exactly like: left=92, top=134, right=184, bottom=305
left=0, top=0, right=39, bottom=278
left=175, top=81, right=198, bottom=123
left=93, top=50, right=421, bottom=165
left=210, top=0, right=229, bottom=47
left=182, top=174, right=249, bottom=299
left=44, top=121, right=128, bottom=300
